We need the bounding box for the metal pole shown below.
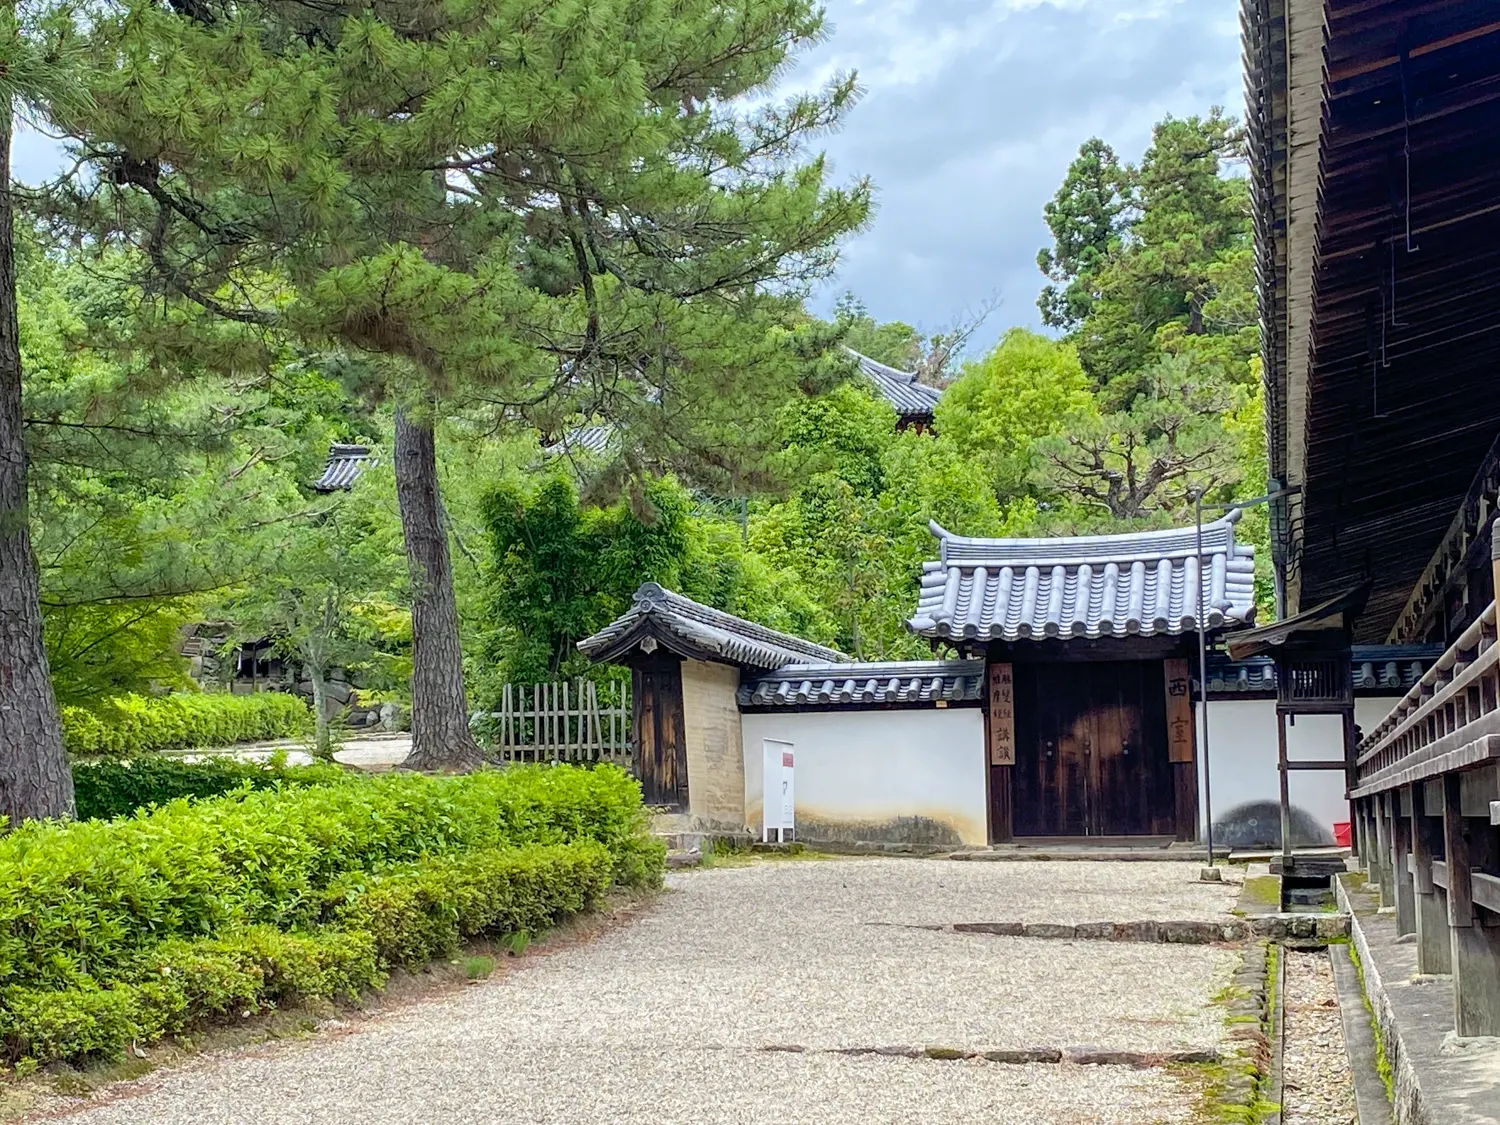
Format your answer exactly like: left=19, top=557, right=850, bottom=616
left=1196, top=492, right=1214, bottom=867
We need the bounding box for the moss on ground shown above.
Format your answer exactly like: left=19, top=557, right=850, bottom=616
left=1347, top=941, right=1396, bottom=1104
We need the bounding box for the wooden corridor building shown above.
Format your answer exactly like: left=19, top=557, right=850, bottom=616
left=1247, top=0, right=1500, bottom=1040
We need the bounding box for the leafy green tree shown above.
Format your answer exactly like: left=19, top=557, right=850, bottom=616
left=53, top=0, right=871, bottom=770
left=1036, top=138, right=1131, bottom=331
left=935, top=329, right=1092, bottom=502
left=221, top=484, right=405, bottom=758
left=833, top=293, right=922, bottom=370
left=477, top=473, right=827, bottom=691
left=1036, top=354, right=1248, bottom=521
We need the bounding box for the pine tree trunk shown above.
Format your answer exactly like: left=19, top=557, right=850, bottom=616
left=0, top=103, right=74, bottom=822
left=393, top=406, right=485, bottom=771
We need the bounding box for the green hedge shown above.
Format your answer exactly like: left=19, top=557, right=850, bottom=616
left=73, top=757, right=348, bottom=821
left=0, top=843, right=611, bottom=1066
left=62, top=693, right=312, bottom=756
left=0, top=766, right=662, bottom=1068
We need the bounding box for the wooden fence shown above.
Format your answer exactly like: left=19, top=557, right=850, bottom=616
left=475, top=680, right=632, bottom=768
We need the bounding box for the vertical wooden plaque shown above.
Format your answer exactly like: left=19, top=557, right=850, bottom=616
left=987, top=662, right=1016, bottom=766
left=1164, top=658, right=1195, bottom=764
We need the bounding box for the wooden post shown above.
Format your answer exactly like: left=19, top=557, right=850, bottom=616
left=1374, top=795, right=1396, bottom=909
left=1391, top=789, right=1417, bottom=937
left=1277, top=710, right=1292, bottom=861
left=1445, top=772, right=1500, bottom=1036
left=986, top=662, right=1015, bottom=843
left=1410, top=785, right=1453, bottom=975
left=1164, top=658, right=1197, bottom=842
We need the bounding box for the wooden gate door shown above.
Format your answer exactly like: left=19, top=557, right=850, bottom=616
left=1012, top=661, right=1174, bottom=837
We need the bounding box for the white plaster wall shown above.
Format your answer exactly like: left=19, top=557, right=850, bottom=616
left=1198, top=696, right=1404, bottom=840
left=680, top=659, right=745, bottom=828
left=741, top=709, right=987, bottom=846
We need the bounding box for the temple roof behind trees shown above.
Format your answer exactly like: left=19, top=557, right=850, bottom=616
left=312, top=444, right=372, bottom=492
left=1246, top=0, right=1500, bottom=640
left=577, top=583, right=848, bottom=671
left=908, top=514, right=1256, bottom=642
left=848, top=349, right=942, bottom=424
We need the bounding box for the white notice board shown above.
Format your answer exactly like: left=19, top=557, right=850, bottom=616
left=762, top=739, right=795, bottom=843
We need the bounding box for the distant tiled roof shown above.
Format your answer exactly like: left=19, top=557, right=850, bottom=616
left=578, top=583, right=848, bottom=670
left=908, top=513, right=1256, bottom=642
left=738, top=659, right=985, bottom=709
left=1206, top=645, right=1442, bottom=698
left=312, top=444, right=372, bottom=492
left=543, top=425, right=614, bottom=458
left=848, top=349, right=942, bottom=421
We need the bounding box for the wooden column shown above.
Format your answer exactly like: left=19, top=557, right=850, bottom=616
left=1410, top=784, right=1452, bottom=975
left=986, top=661, right=1015, bottom=843
left=1391, top=788, right=1417, bottom=937
left=1374, top=795, right=1396, bottom=909
left=1276, top=710, right=1292, bottom=860
left=1164, top=659, right=1197, bottom=842
left=1444, top=772, right=1500, bottom=1036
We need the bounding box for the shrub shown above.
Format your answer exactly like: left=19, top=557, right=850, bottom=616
left=329, top=842, right=613, bottom=968
left=73, top=757, right=348, bottom=821
left=0, top=841, right=613, bottom=1066
left=62, top=693, right=312, bottom=757
left=0, top=766, right=657, bottom=998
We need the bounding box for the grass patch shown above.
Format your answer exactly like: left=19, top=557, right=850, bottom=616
left=1347, top=941, right=1396, bottom=1104
left=462, top=955, right=496, bottom=980
left=1241, top=875, right=1282, bottom=910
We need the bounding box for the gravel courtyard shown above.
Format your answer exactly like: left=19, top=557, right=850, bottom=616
left=42, top=858, right=1245, bottom=1125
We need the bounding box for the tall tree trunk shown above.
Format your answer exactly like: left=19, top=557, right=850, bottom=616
left=0, top=103, right=74, bottom=821
left=309, top=669, right=332, bottom=761
left=393, top=405, right=484, bottom=770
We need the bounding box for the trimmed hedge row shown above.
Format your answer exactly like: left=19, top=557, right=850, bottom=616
left=62, top=693, right=312, bottom=756
left=0, top=842, right=612, bottom=1066
left=73, top=756, right=348, bottom=821
left=0, top=766, right=663, bottom=1067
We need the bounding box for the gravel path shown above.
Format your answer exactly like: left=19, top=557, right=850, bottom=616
left=41, top=858, right=1239, bottom=1125
left=1282, top=949, right=1357, bottom=1125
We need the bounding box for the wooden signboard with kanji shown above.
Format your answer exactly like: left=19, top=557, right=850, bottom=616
left=987, top=662, right=1016, bottom=766
left=1164, top=658, right=1195, bottom=764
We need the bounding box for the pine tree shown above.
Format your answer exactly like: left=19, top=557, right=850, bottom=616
left=0, top=3, right=81, bottom=821
left=48, top=0, right=870, bottom=768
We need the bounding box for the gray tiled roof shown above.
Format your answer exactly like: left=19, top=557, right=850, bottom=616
left=543, top=424, right=614, bottom=458
left=312, top=444, right=372, bottom=492
left=909, top=513, right=1256, bottom=642
left=578, top=583, right=848, bottom=670
left=848, top=350, right=942, bottom=420
left=1206, top=645, right=1441, bottom=698
left=738, top=659, right=985, bottom=709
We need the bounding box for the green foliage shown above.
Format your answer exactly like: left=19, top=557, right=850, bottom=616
left=328, top=842, right=613, bottom=969
left=477, top=474, right=828, bottom=689
left=936, top=329, right=1093, bottom=501
left=0, top=765, right=658, bottom=1066
left=72, top=756, right=347, bottom=822
left=1037, top=138, right=1131, bottom=331
left=61, top=692, right=312, bottom=757
left=833, top=293, right=922, bottom=370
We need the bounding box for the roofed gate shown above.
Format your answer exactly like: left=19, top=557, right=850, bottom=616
left=909, top=515, right=1257, bottom=843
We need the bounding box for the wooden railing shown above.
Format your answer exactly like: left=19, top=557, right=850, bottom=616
left=472, top=680, right=632, bottom=768
left=1349, top=600, right=1500, bottom=1039
left=1352, top=602, right=1500, bottom=796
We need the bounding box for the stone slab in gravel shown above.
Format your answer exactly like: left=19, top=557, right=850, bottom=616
left=40, top=858, right=1233, bottom=1125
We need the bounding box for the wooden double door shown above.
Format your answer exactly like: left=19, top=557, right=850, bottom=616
left=1010, top=660, right=1176, bottom=837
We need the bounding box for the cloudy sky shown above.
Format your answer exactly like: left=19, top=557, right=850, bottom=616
left=11, top=0, right=1243, bottom=357
left=793, top=0, right=1244, bottom=351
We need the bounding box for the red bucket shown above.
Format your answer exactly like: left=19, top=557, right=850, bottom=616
left=1333, top=821, right=1352, bottom=847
